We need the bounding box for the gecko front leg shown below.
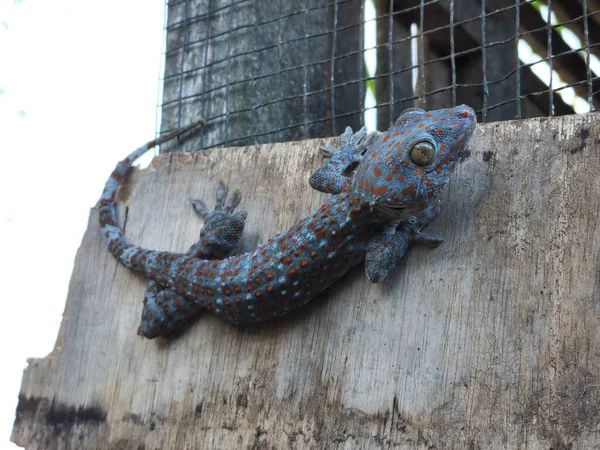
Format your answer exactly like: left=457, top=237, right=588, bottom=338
left=138, top=182, right=246, bottom=338
left=309, top=126, right=380, bottom=194
left=365, top=202, right=443, bottom=283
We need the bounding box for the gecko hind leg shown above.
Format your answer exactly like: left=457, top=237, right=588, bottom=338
left=138, top=181, right=247, bottom=339
left=309, top=126, right=379, bottom=194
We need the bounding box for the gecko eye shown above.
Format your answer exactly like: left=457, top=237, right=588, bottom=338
left=409, top=141, right=436, bottom=166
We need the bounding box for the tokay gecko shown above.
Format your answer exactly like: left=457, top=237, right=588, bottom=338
left=99, top=106, right=476, bottom=338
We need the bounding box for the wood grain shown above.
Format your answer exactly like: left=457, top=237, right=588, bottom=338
left=12, top=113, right=600, bottom=449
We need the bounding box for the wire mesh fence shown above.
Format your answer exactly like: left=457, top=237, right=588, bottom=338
left=159, top=0, right=599, bottom=151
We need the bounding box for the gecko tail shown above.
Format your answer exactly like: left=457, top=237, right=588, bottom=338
left=98, top=119, right=205, bottom=273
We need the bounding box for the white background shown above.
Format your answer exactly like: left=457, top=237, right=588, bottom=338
left=0, top=1, right=164, bottom=447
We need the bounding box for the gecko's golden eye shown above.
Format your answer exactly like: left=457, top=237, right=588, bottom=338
left=409, top=141, right=436, bottom=166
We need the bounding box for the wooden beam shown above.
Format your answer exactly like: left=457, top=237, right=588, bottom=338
left=392, top=0, right=574, bottom=118
left=516, top=0, right=600, bottom=110
left=548, top=0, right=600, bottom=63
left=12, top=112, right=600, bottom=449
left=374, top=0, right=415, bottom=129
left=580, top=0, right=600, bottom=28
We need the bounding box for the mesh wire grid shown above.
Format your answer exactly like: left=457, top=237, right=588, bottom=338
left=159, top=0, right=599, bottom=151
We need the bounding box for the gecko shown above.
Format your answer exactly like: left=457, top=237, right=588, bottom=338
left=99, top=105, right=476, bottom=338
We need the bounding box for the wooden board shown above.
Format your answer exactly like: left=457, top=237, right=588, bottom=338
left=12, top=113, right=600, bottom=449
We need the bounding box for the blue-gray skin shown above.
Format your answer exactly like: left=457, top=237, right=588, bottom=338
left=99, top=106, right=476, bottom=338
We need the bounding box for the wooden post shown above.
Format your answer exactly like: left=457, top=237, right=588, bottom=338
left=160, top=0, right=364, bottom=151
left=12, top=113, right=600, bottom=449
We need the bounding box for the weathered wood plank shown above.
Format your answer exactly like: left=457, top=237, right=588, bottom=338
left=12, top=112, right=600, bottom=449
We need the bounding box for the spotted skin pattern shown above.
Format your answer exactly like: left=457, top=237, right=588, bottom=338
left=99, top=106, right=476, bottom=338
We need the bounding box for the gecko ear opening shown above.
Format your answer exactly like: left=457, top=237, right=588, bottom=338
left=342, top=161, right=360, bottom=177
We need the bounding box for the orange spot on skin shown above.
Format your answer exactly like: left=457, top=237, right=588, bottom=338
left=315, top=228, right=326, bottom=239
left=382, top=135, right=390, bottom=143
left=282, top=255, right=293, bottom=265
left=401, top=184, right=416, bottom=196
left=300, top=260, right=308, bottom=268
left=173, top=299, right=181, bottom=307
left=424, top=113, right=432, bottom=118
left=287, top=268, right=297, bottom=278
left=373, top=166, right=382, bottom=177
left=451, top=121, right=458, bottom=126
left=386, top=173, right=393, bottom=182
left=435, top=165, right=442, bottom=174
left=426, top=179, right=434, bottom=186
left=398, top=175, right=405, bottom=182
left=392, top=131, right=399, bottom=137
left=310, top=250, right=318, bottom=258
left=372, top=185, right=388, bottom=196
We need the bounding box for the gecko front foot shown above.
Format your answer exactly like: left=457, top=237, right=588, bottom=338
left=309, top=126, right=378, bottom=194
left=365, top=203, right=443, bottom=283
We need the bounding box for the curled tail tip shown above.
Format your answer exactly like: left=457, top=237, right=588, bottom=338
left=190, top=118, right=205, bottom=129
left=174, top=117, right=206, bottom=136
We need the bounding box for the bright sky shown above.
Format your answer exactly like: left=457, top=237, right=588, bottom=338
left=0, top=0, right=164, bottom=447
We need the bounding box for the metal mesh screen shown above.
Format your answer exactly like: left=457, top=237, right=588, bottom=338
left=160, top=0, right=599, bottom=151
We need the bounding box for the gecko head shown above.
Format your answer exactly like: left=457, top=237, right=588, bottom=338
left=350, top=105, right=476, bottom=219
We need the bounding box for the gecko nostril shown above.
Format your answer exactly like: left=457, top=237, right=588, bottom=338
left=459, top=110, right=472, bottom=119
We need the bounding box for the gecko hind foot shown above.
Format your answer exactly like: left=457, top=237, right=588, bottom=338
left=138, top=281, right=204, bottom=339
left=188, top=181, right=247, bottom=259
left=138, top=182, right=247, bottom=339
